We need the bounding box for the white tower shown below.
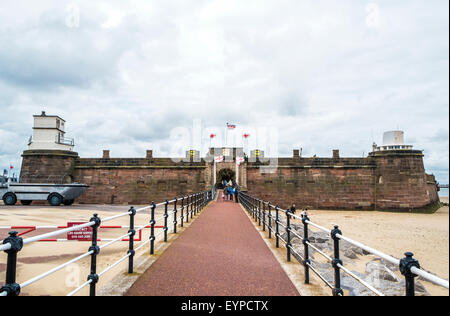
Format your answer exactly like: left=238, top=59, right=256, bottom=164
left=28, top=111, right=74, bottom=151
left=374, top=131, right=413, bottom=151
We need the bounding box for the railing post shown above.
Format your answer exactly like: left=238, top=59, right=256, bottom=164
left=400, top=252, right=420, bottom=296
left=127, top=207, right=136, bottom=274
left=186, top=196, right=190, bottom=223
left=268, top=203, right=272, bottom=239
left=0, top=231, right=23, bottom=296
left=286, top=209, right=291, bottom=262
left=331, top=225, right=343, bottom=296
left=163, top=200, right=169, bottom=242
left=88, top=214, right=101, bottom=296
left=192, top=194, right=195, bottom=216
left=150, top=202, right=156, bottom=255
left=302, top=215, right=310, bottom=284
left=173, top=198, right=178, bottom=234
left=180, top=197, right=185, bottom=228
left=262, top=201, right=266, bottom=232
left=258, top=200, right=262, bottom=226
left=275, top=206, right=280, bottom=248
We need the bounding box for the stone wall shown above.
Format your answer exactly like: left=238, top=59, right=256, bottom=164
left=73, top=158, right=207, bottom=204
left=371, top=150, right=439, bottom=210
left=20, top=150, right=79, bottom=184
left=246, top=158, right=377, bottom=210
left=19, top=149, right=440, bottom=210
left=245, top=152, right=440, bottom=211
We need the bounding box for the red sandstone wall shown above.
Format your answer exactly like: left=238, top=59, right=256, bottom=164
left=246, top=167, right=376, bottom=210
left=74, top=167, right=207, bottom=205
left=373, top=151, right=439, bottom=210
left=20, top=150, right=78, bottom=184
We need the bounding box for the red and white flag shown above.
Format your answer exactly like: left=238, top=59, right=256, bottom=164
left=227, top=123, right=236, bottom=129
left=214, top=155, right=224, bottom=163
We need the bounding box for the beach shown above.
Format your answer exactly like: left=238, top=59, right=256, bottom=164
left=0, top=201, right=448, bottom=296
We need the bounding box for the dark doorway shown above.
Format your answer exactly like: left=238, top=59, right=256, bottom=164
left=217, top=168, right=235, bottom=188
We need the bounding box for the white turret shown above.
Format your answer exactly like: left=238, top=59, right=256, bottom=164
left=28, top=111, right=74, bottom=151
left=374, top=131, right=413, bottom=152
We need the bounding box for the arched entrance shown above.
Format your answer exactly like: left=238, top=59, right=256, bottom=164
left=217, top=168, right=235, bottom=188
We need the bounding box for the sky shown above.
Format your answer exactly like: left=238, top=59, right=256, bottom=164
left=0, top=0, right=448, bottom=184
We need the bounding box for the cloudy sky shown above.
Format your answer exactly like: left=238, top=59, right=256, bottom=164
left=0, top=0, right=448, bottom=183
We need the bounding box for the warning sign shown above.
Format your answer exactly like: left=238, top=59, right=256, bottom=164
left=67, top=222, right=93, bottom=241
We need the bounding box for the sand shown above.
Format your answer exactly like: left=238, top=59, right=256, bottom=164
left=291, top=204, right=449, bottom=296
left=0, top=204, right=178, bottom=296
left=0, top=202, right=448, bottom=296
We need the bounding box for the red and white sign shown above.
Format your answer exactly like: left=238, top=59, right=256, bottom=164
left=227, top=123, right=236, bottom=129
left=236, top=157, right=245, bottom=165
left=67, top=222, right=93, bottom=241
left=214, top=155, right=224, bottom=163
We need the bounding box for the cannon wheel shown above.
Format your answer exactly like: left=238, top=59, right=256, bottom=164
left=3, top=193, right=17, bottom=206
left=21, top=200, right=33, bottom=206
left=63, top=199, right=75, bottom=206
left=48, top=193, right=63, bottom=207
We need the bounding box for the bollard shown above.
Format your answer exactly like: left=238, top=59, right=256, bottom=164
left=180, top=197, right=185, bottom=228
left=302, top=215, right=310, bottom=284
left=0, top=231, right=23, bottom=296
left=127, top=207, right=136, bottom=274
left=149, top=202, right=156, bottom=255
left=331, top=225, right=343, bottom=296
left=400, top=252, right=421, bottom=296
left=268, top=203, right=272, bottom=239
left=262, top=201, right=266, bottom=232
left=173, top=198, right=178, bottom=234
left=275, top=206, right=280, bottom=248
left=163, top=200, right=169, bottom=242
left=88, top=214, right=101, bottom=296
left=286, top=209, right=291, bottom=262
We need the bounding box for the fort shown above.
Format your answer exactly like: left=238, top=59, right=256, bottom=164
left=19, top=112, right=440, bottom=211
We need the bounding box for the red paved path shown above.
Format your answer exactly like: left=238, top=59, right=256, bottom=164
left=125, top=199, right=299, bottom=296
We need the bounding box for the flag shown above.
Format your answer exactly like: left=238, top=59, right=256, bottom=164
left=210, top=134, right=216, bottom=139
left=9, top=165, right=13, bottom=170
left=243, top=133, right=250, bottom=139
left=214, top=155, right=224, bottom=163
left=227, top=123, right=236, bottom=129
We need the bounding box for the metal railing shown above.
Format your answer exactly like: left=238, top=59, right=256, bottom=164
left=55, top=135, right=75, bottom=146
left=0, top=189, right=215, bottom=296
left=239, top=192, right=449, bottom=296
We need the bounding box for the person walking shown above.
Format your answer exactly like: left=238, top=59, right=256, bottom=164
left=224, top=186, right=229, bottom=201
left=290, top=204, right=296, bottom=215
left=229, top=185, right=234, bottom=201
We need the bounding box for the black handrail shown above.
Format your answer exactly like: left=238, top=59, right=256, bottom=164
left=238, top=191, right=449, bottom=297
left=0, top=188, right=215, bottom=297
